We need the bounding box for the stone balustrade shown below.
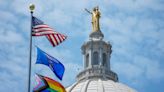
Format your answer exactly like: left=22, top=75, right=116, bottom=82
left=76, top=66, right=118, bottom=82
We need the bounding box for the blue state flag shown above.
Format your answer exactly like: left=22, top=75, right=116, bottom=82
left=36, top=47, right=65, bottom=80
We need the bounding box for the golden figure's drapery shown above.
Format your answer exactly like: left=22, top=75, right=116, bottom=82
left=91, top=7, right=101, bottom=32
left=86, top=6, right=101, bottom=32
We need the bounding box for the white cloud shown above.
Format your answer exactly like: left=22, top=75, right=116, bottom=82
left=0, top=11, right=18, bottom=24
left=113, top=61, right=142, bottom=79
left=157, top=34, right=164, bottom=53
left=0, top=55, right=28, bottom=92
left=134, top=56, right=164, bottom=80
left=0, top=29, right=23, bottom=43
left=112, top=55, right=164, bottom=83
left=107, top=0, right=164, bottom=11
left=45, top=9, right=73, bottom=26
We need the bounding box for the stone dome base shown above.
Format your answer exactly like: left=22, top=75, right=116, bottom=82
left=66, top=79, right=137, bottom=92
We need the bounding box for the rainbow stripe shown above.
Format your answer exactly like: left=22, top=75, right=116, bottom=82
left=44, top=76, right=66, bottom=92
left=33, top=74, right=66, bottom=92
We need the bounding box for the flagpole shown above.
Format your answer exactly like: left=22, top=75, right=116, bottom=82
left=28, top=4, right=35, bottom=92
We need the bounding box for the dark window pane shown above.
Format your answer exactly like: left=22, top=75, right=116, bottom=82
left=86, top=54, right=89, bottom=67
left=103, top=53, right=107, bottom=66
left=93, top=52, right=99, bottom=65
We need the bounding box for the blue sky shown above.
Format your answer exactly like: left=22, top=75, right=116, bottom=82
left=0, top=0, right=164, bottom=92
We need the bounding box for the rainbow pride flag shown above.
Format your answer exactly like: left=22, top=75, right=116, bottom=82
left=33, top=74, right=66, bottom=92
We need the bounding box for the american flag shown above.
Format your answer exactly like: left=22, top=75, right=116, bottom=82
left=32, top=16, right=67, bottom=47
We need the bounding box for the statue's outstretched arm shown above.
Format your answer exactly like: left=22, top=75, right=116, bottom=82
left=85, top=8, right=92, bottom=14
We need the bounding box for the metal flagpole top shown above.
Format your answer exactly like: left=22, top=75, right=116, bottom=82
left=29, top=4, right=35, bottom=13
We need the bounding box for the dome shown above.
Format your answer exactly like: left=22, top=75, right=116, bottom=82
left=66, top=79, right=136, bottom=92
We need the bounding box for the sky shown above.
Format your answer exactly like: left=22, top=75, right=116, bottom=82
left=0, top=0, right=164, bottom=92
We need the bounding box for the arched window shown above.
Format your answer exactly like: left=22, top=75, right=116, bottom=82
left=102, top=53, right=107, bottom=66
left=86, top=54, right=89, bottom=67
left=93, top=52, right=99, bottom=65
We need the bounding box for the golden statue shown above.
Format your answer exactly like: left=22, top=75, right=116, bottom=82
left=85, top=6, right=101, bottom=32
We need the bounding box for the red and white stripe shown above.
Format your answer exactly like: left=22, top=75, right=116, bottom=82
left=32, top=24, right=56, bottom=36
left=46, top=33, right=67, bottom=47
left=32, top=24, right=67, bottom=47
